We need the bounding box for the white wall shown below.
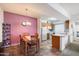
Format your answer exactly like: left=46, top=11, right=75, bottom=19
left=37, top=18, right=42, bottom=42
left=0, top=8, right=4, bottom=42
left=60, top=35, right=68, bottom=51
left=55, top=24, right=64, bottom=34
left=76, top=25, right=79, bottom=31
left=75, top=24, right=79, bottom=39
left=72, top=22, right=76, bottom=40
left=69, top=20, right=75, bottom=43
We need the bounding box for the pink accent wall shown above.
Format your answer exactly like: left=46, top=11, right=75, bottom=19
left=4, top=12, right=37, bottom=44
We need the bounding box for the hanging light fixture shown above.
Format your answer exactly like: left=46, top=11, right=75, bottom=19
left=21, top=8, right=32, bottom=26
left=46, top=21, right=52, bottom=29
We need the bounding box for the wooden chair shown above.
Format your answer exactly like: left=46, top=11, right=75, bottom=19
left=20, top=33, right=40, bottom=56
left=19, top=34, right=29, bottom=56
left=34, top=33, right=40, bottom=52
left=20, top=35, right=26, bottom=55
left=27, top=40, right=37, bottom=56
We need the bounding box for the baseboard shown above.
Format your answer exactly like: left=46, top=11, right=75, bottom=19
left=41, top=40, right=47, bottom=42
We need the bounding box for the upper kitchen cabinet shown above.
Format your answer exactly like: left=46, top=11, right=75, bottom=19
left=64, top=20, right=69, bottom=32
left=48, top=23, right=55, bottom=31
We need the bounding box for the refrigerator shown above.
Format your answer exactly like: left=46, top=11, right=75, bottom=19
left=41, top=27, right=49, bottom=41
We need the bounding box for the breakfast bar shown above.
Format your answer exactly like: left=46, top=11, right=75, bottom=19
left=52, top=34, right=68, bottom=51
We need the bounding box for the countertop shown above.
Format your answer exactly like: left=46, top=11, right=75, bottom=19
left=52, top=34, right=67, bottom=37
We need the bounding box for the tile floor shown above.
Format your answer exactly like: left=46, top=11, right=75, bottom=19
left=35, top=39, right=79, bottom=56
left=60, top=39, right=79, bottom=56
left=35, top=40, right=61, bottom=56
left=1, top=39, right=79, bottom=56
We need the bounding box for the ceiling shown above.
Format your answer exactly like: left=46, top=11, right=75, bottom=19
left=0, top=3, right=67, bottom=20
left=1, top=3, right=79, bottom=23
left=60, top=3, right=79, bottom=22
left=60, top=3, right=79, bottom=16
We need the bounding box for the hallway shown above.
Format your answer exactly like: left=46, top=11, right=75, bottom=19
left=61, top=39, right=79, bottom=56
left=35, top=39, right=79, bottom=56
left=35, top=40, right=61, bottom=56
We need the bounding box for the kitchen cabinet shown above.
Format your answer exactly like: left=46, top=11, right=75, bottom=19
left=52, top=35, right=60, bottom=50
left=52, top=34, right=68, bottom=51
left=65, top=20, right=69, bottom=30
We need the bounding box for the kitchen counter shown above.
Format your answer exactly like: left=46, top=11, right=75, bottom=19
left=52, top=33, right=67, bottom=37
left=52, top=34, right=68, bottom=51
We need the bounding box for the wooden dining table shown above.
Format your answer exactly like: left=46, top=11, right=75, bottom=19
left=20, top=35, right=40, bottom=56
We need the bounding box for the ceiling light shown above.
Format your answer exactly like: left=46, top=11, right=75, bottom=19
left=48, top=17, right=57, bottom=20
left=22, top=21, right=31, bottom=26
